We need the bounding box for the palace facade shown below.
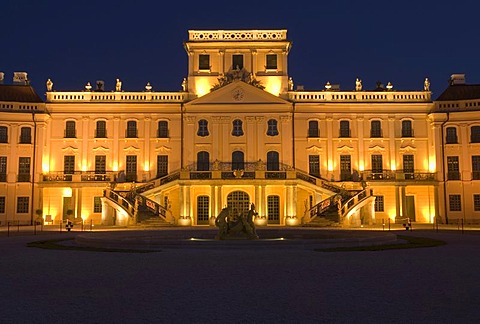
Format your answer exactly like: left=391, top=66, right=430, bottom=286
left=1, top=29, right=479, bottom=226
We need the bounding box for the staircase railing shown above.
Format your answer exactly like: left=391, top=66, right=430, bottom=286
left=307, top=195, right=338, bottom=221
left=339, top=189, right=373, bottom=221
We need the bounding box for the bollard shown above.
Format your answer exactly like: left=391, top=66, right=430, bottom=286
left=90, top=219, right=93, bottom=231
left=461, top=218, right=464, bottom=234
left=59, top=221, right=62, bottom=233
left=7, top=221, right=10, bottom=237
left=17, top=221, right=20, bottom=233
left=382, top=218, right=385, bottom=231
left=388, top=218, right=391, bottom=231
left=34, top=221, right=36, bottom=235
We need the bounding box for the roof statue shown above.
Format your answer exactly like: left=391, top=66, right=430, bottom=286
left=85, top=82, right=92, bottom=91
left=46, top=79, right=53, bottom=92
left=386, top=82, right=394, bottom=90
left=424, top=78, right=430, bottom=91
left=115, top=79, right=122, bottom=92
left=145, top=82, right=152, bottom=91
left=181, top=78, right=187, bottom=92
left=355, top=78, right=362, bottom=91
left=288, top=77, right=294, bottom=91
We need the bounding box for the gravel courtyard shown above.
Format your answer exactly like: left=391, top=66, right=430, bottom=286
left=0, top=229, right=479, bottom=324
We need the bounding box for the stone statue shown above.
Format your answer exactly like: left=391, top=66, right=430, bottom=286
left=355, top=78, right=362, bottom=91
left=424, top=78, right=430, bottom=91
left=288, top=77, right=294, bottom=91
left=181, top=78, right=187, bottom=92
left=46, top=79, right=53, bottom=92
left=116, top=78, right=122, bottom=92
left=215, top=204, right=259, bottom=240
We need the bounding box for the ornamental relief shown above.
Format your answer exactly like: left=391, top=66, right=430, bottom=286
left=62, top=146, right=79, bottom=155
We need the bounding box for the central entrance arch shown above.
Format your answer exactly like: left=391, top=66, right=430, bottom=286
left=227, top=190, right=250, bottom=213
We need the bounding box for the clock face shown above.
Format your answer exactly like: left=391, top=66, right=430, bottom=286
left=232, top=88, right=244, bottom=101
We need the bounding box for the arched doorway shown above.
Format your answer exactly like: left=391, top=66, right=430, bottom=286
left=227, top=190, right=250, bottom=214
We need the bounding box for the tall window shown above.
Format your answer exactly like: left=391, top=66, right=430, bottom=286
left=65, top=121, right=76, bottom=138
left=197, top=119, right=209, bottom=137
left=157, top=155, right=168, bottom=177
left=64, top=155, right=75, bottom=175
left=371, top=155, right=383, bottom=174
left=267, top=119, right=279, bottom=136
left=446, top=127, right=458, bottom=144
left=96, top=120, right=107, bottom=138
left=199, top=54, right=210, bottom=70
left=197, top=151, right=210, bottom=171
left=231, top=119, right=244, bottom=137
left=0, top=126, right=7, bottom=143
left=266, top=54, right=277, bottom=69
left=309, top=155, right=320, bottom=177
left=370, top=120, right=382, bottom=138
left=95, top=155, right=106, bottom=174
left=126, top=121, right=137, bottom=138
left=17, top=197, right=29, bottom=213
left=267, top=195, right=280, bottom=224
left=93, top=197, right=102, bottom=213
left=19, top=127, right=31, bottom=144
left=401, top=120, right=413, bottom=137
left=339, top=120, right=350, bottom=137
left=340, top=155, right=351, bottom=181
left=374, top=196, right=385, bottom=212
left=447, top=156, right=460, bottom=180
left=197, top=196, right=210, bottom=224
left=0, top=156, right=6, bottom=182
left=472, top=156, right=480, bottom=180
left=232, top=151, right=245, bottom=170
left=308, top=121, right=319, bottom=137
left=449, top=194, right=461, bottom=211
left=474, top=194, right=480, bottom=211
left=18, top=157, right=30, bottom=182
left=232, top=54, right=243, bottom=69
left=471, top=126, right=480, bottom=143
left=403, top=155, right=414, bottom=179
left=267, top=151, right=280, bottom=171
left=0, top=196, right=5, bottom=213
left=126, top=155, right=137, bottom=181
left=158, top=121, right=169, bottom=138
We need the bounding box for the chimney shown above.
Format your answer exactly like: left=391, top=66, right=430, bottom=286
left=13, top=72, right=28, bottom=85
left=450, top=74, right=465, bottom=85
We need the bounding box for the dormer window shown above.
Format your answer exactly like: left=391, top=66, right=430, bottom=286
left=266, top=54, right=277, bottom=70
left=199, top=54, right=210, bottom=70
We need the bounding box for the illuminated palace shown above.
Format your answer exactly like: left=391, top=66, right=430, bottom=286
left=1, top=29, right=480, bottom=227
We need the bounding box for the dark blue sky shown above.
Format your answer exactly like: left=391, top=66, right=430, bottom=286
left=3, top=0, right=480, bottom=98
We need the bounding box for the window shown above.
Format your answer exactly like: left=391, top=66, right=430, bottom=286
left=374, top=196, right=384, bottom=212
left=472, top=156, right=480, bottom=180
left=65, top=121, right=76, bottom=138
left=449, top=195, right=461, bottom=211
left=309, top=155, right=320, bottom=177
left=370, top=120, right=382, bottom=138
left=340, top=155, right=351, bottom=181
left=308, top=121, right=319, bottom=137
left=95, top=155, right=106, bottom=174
left=267, top=119, right=279, bottom=136
left=0, top=126, right=7, bottom=143
left=266, top=54, right=277, bottom=69
left=232, top=151, right=245, bottom=170
left=447, top=156, right=460, bottom=180
left=197, top=151, right=210, bottom=171
left=126, top=121, right=137, bottom=138
left=0, top=156, right=6, bottom=182
left=93, top=197, right=102, bottom=213
left=197, top=119, right=209, bottom=137
left=403, top=155, right=414, bottom=179
left=372, top=155, right=383, bottom=174
left=19, top=127, right=31, bottom=144
left=446, top=127, right=458, bottom=144
left=18, top=157, right=30, bottom=182
left=64, top=155, right=75, bottom=175
left=157, top=121, right=169, bottom=138
left=197, top=196, right=210, bottom=224
left=157, top=155, right=168, bottom=177
left=126, top=155, right=137, bottom=182
left=339, top=120, right=350, bottom=137
left=471, top=126, right=480, bottom=143
left=232, top=119, right=244, bottom=137
left=199, top=54, right=210, bottom=70
left=267, top=195, right=280, bottom=224
left=267, top=151, right=280, bottom=171
left=474, top=194, right=480, bottom=211
left=232, top=54, right=243, bottom=70
left=96, top=120, right=107, bottom=138
left=401, top=120, right=413, bottom=137
left=17, top=197, right=29, bottom=213
left=0, top=196, right=5, bottom=213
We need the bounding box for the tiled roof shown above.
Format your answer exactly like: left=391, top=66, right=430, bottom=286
left=0, top=84, right=43, bottom=103
left=436, top=84, right=480, bottom=101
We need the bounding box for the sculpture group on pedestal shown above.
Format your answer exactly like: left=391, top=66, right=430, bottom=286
left=215, top=203, right=259, bottom=240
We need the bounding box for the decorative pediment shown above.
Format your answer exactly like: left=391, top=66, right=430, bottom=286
left=124, top=146, right=140, bottom=154
left=368, top=145, right=386, bottom=153
left=185, top=80, right=290, bottom=108
left=155, top=145, right=172, bottom=154
left=92, top=146, right=109, bottom=153
left=399, top=145, right=416, bottom=153
left=337, top=145, right=354, bottom=153
left=306, top=145, right=323, bottom=154
left=62, top=146, right=79, bottom=155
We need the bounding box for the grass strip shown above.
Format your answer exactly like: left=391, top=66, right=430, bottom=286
left=315, top=235, right=446, bottom=252
left=27, top=238, right=158, bottom=253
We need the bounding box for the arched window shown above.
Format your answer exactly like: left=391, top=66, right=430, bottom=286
left=232, top=119, right=244, bottom=136
left=126, top=120, right=137, bottom=138
left=308, top=120, right=319, bottom=137
left=267, top=119, right=279, bottom=136
left=267, top=151, right=279, bottom=171
left=95, top=120, right=107, bottom=138
left=197, top=119, right=209, bottom=137
left=197, top=151, right=210, bottom=171
left=158, top=121, right=169, bottom=138
left=227, top=190, right=250, bottom=213
left=232, top=151, right=245, bottom=170
left=471, top=126, right=480, bottom=143
left=65, top=121, right=76, bottom=138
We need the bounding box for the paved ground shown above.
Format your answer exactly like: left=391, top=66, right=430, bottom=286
left=0, top=226, right=479, bottom=323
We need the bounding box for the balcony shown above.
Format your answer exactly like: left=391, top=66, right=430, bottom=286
left=42, top=171, right=115, bottom=182
left=363, top=170, right=435, bottom=181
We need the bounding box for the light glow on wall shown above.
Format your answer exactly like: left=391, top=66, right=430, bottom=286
left=144, top=162, right=150, bottom=172
left=263, top=77, right=282, bottom=96
left=390, top=160, right=396, bottom=171
left=429, top=157, right=436, bottom=172
left=112, top=162, right=118, bottom=172
left=195, top=78, right=211, bottom=97
left=63, top=187, right=72, bottom=197
left=358, top=161, right=364, bottom=172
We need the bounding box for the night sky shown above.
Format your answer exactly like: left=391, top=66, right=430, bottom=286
left=3, top=0, right=480, bottom=98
